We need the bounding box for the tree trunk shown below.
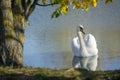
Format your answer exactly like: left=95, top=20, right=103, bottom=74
left=0, top=0, right=38, bottom=67
left=0, top=0, right=25, bottom=67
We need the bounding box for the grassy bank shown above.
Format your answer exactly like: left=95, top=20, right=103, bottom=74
left=0, top=67, right=120, bottom=80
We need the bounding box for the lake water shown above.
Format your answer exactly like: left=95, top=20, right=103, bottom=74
left=23, top=0, right=120, bottom=71
left=24, top=26, right=120, bottom=71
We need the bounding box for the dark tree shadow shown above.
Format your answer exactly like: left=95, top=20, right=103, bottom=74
left=0, top=73, right=75, bottom=80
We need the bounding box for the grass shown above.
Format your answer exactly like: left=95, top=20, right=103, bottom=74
left=0, top=67, right=120, bottom=80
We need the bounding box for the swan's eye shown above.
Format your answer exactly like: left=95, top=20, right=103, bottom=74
left=80, top=27, right=83, bottom=30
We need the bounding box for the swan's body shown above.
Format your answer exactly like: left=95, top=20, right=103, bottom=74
left=71, top=26, right=98, bottom=57
left=72, top=55, right=98, bottom=71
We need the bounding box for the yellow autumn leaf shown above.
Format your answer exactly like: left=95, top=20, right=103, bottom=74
left=75, top=1, right=81, bottom=8
left=42, top=0, right=46, bottom=5
left=90, top=0, right=97, bottom=7
left=60, top=5, right=68, bottom=14
left=105, top=0, right=113, bottom=4
left=81, top=1, right=88, bottom=10
left=85, top=7, right=89, bottom=11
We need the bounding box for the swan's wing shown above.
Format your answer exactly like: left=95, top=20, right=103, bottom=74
left=84, top=34, right=97, bottom=48
left=84, top=34, right=98, bottom=56
left=71, top=37, right=81, bottom=56
left=72, top=37, right=80, bottom=48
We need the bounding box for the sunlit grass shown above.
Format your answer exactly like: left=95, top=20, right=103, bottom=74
left=0, top=67, right=120, bottom=80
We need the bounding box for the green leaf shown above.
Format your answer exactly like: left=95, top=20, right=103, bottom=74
left=51, top=9, right=61, bottom=18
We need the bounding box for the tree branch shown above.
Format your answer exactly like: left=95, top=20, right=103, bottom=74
left=36, top=3, right=58, bottom=6
left=23, top=0, right=58, bottom=20
left=25, top=0, right=39, bottom=20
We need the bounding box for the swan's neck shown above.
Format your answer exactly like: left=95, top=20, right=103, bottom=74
left=77, top=31, right=88, bottom=56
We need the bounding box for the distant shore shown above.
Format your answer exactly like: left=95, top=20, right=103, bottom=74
left=0, top=67, right=120, bottom=80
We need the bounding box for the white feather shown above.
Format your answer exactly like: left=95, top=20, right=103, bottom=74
left=71, top=29, right=98, bottom=57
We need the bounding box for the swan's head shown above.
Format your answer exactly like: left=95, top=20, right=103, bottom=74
left=77, top=24, right=85, bottom=34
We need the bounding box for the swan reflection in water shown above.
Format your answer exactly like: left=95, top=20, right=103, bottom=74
left=72, top=55, right=98, bottom=71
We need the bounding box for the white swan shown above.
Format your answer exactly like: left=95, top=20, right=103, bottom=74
left=71, top=25, right=98, bottom=57
left=72, top=55, right=98, bottom=71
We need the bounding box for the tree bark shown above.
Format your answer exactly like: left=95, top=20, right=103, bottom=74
left=0, top=0, right=24, bottom=67
left=0, top=0, right=38, bottom=67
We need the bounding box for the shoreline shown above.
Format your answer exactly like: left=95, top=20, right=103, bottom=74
left=0, top=67, right=120, bottom=80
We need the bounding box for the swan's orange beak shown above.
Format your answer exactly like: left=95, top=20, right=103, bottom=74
left=80, top=29, right=85, bottom=35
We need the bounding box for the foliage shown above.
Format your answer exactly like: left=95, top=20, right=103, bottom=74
left=36, top=0, right=114, bottom=18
